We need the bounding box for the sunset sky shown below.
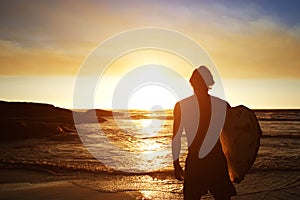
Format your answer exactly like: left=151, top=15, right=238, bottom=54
left=0, top=0, right=299, bottom=109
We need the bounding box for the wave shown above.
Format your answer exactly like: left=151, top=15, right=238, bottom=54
left=2, top=158, right=299, bottom=178
left=237, top=184, right=300, bottom=197
left=261, top=134, right=300, bottom=139
left=255, top=110, right=300, bottom=122
left=258, top=118, right=300, bottom=121
left=249, top=167, right=300, bottom=173
left=0, top=159, right=174, bottom=176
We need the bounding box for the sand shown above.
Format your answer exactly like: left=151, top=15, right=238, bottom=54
left=0, top=169, right=139, bottom=200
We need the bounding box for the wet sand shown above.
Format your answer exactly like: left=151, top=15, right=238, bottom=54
left=0, top=169, right=139, bottom=200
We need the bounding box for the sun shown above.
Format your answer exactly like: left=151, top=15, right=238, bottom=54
left=128, top=84, right=178, bottom=110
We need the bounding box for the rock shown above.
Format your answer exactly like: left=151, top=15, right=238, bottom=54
left=0, top=101, right=72, bottom=140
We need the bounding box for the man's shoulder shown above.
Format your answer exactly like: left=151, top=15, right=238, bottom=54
left=210, top=96, right=231, bottom=110
left=177, top=95, right=196, bottom=104
left=211, top=96, right=226, bottom=103
left=177, top=95, right=226, bottom=103
left=176, top=95, right=228, bottom=108
left=174, top=95, right=197, bottom=111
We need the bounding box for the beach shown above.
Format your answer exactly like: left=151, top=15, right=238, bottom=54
left=1, top=168, right=299, bottom=199
left=0, top=109, right=299, bottom=199
left=0, top=169, right=139, bottom=200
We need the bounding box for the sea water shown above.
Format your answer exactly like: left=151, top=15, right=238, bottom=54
left=0, top=110, right=299, bottom=199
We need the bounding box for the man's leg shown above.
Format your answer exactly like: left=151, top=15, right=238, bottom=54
left=183, top=183, right=205, bottom=200
left=212, top=193, right=231, bottom=200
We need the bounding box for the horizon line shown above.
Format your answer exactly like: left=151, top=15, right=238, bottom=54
left=1, top=99, right=300, bottom=111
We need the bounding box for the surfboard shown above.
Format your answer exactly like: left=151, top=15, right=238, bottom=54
left=220, top=105, right=262, bottom=183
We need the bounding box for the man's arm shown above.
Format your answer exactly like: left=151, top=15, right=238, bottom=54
left=172, top=102, right=184, bottom=181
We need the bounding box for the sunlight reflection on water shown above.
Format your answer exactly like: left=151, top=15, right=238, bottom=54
left=77, top=115, right=188, bottom=172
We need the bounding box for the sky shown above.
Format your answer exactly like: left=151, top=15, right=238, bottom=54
left=0, top=0, right=299, bottom=109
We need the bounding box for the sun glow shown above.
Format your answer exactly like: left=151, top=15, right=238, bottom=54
left=128, top=84, right=178, bottom=110
left=93, top=48, right=194, bottom=109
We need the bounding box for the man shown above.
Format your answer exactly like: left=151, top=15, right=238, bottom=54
left=172, top=66, right=236, bottom=200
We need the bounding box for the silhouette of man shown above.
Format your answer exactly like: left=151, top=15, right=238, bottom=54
left=172, top=66, right=236, bottom=200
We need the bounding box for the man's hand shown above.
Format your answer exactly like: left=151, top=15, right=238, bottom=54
left=173, top=160, right=184, bottom=181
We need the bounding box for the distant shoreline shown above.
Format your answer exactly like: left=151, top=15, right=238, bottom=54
left=1, top=99, right=299, bottom=111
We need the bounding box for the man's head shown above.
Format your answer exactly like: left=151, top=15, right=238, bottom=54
left=189, top=66, right=215, bottom=92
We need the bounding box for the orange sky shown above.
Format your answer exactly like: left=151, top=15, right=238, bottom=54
left=0, top=1, right=299, bottom=109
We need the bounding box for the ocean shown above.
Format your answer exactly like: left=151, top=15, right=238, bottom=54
left=0, top=109, right=299, bottom=199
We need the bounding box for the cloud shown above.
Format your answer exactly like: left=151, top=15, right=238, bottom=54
left=0, top=40, right=81, bottom=75
left=0, top=0, right=299, bottom=79
left=169, top=2, right=300, bottom=79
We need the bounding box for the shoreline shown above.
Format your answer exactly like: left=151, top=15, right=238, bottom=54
left=0, top=169, right=140, bottom=200
left=1, top=168, right=300, bottom=199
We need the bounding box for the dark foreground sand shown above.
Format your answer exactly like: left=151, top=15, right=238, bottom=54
left=0, top=169, right=140, bottom=200
left=2, top=169, right=299, bottom=199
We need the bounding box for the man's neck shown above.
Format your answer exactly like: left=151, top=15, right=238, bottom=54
left=194, top=90, right=209, bottom=97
